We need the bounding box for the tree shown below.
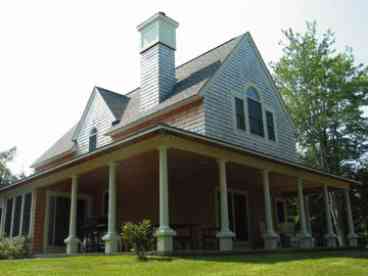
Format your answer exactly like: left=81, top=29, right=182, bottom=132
left=272, top=22, right=368, bottom=175
left=0, top=147, right=18, bottom=186
left=272, top=22, right=368, bottom=242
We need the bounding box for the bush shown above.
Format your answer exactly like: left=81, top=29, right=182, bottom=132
left=0, top=236, right=31, bottom=259
left=121, top=219, right=154, bottom=260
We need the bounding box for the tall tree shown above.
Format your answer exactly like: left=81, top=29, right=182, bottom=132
left=0, top=147, right=18, bottom=186
left=272, top=22, right=368, bottom=175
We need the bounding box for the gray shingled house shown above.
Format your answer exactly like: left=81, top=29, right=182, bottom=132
left=0, top=12, right=359, bottom=255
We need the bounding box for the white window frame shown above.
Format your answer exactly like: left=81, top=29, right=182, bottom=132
left=232, top=83, right=279, bottom=146
left=2, top=190, right=34, bottom=238
left=246, top=85, right=267, bottom=139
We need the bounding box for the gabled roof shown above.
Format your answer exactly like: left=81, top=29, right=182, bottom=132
left=110, top=35, right=241, bottom=130
left=96, top=87, right=129, bottom=121
left=31, top=125, right=78, bottom=168
left=31, top=35, right=242, bottom=168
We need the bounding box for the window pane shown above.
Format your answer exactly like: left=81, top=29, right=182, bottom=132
left=22, top=193, right=32, bottom=236
left=89, top=134, right=97, bottom=152
left=235, top=97, right=245, bottom=130
left=4, top=198, right=13, bottom=237
left=13, top=195, right=23, bottom=237
left=266, top=111, right=276, bottom=141
left=247, top=98, right=264, bottom=136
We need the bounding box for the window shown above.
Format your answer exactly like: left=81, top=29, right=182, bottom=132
left=2, top=193, right=32, bottom=238
left=89, top=128, right=97, bottom=152
left=266, top=111, right=276, bottom=141
left=246, top=87, right=264, bottom=137
left=247, top=98, right=264, bottom=137
left=22, top=193, right=32, bottom=236
left=4, top=198, right=13, bottom=237
left=234, top=97, right=246, bottom=130
left=12, top=195, right=22, bottom=237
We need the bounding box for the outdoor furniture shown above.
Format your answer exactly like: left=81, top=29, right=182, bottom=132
left=81, top=217, right=107, bottom=252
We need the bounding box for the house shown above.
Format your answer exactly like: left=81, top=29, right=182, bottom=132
left=0, top=12, right=359, bottom=255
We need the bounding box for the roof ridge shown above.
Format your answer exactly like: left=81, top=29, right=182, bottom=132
left=95, top=86, right=127, bottom=98
left=175, top=35, right=240, bottom=70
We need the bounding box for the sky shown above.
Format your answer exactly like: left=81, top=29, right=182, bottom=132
left=0, top=0, right=367, bottom=175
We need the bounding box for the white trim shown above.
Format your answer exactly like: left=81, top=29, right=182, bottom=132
left=43, top=190, right=92, bottom=252
left=245, top=84, right=266, bottom=139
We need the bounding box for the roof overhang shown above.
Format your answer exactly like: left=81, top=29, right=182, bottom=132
left=0, top=124, right=358, bottom=194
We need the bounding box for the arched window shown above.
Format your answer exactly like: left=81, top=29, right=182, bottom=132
left=246, top=87, right=264, bottom=137
left=89, top=127, right=97, bottom=152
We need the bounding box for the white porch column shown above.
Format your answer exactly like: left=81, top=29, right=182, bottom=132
left=297, top=179, right=313, bottom=248
left=344, top=188, right=358, bottom=247
left=102, top=162, right=120, bottom=254
left=64, top=175, right=80, bottom=254
left=155, top=146, right=176, bottom=253
left=323, top=184, right=337, bottom=248
left=216, top=159, right=235, bottom=251
left=262, top=169, right=279, bottom=250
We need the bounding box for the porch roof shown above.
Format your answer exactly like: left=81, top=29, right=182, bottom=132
left=0, top=124, right=359, bottom=194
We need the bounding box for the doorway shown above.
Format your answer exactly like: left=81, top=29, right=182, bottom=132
left=217, top=190, right=249, bottom=243
left=46, top=193, right=89, bottom=249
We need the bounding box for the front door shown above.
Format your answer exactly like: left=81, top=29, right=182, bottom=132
left=217, top=190, right=249, bottom=242
left=232, top=192, right=249, bottom=241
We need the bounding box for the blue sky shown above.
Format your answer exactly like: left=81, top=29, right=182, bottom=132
left=0, top=0, right=367, bottom=174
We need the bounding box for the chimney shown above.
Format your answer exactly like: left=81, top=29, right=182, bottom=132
left=137, top=12, right=179, bottom=112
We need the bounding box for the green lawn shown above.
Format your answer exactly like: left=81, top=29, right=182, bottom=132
left=0, top=250, right=367, bottom=276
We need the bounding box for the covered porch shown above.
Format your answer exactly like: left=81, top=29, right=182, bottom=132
left=27, top=125, right=358, bottom=255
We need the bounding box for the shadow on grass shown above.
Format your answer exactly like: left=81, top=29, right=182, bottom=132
left=174, top=249, right=368, bottom=265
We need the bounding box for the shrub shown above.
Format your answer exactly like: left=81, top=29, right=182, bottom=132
left=0, top=236, right=31, bottom=259
left=121, top=219, right=154, bottom=260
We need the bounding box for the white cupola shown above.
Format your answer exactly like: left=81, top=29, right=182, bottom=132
left=137, top=12, right=179, bottom=112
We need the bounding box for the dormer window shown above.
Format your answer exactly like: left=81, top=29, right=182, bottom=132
left=246, top=87, right=264, bottom=137
left=89, top=127, right=97, bottom=152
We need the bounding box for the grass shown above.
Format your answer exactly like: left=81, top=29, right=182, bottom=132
left=0, top=250, right=367, bottom=276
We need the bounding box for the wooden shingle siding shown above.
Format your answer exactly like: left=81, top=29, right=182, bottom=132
left=202, top=35, right=298, bottom=162
left=76, top=92, right=115, bottom=155
left=140, top=44, right=176, bottom=112
left=164, top=101, right=205, bottom=134
left=112, top=100, right=205, bottom=141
